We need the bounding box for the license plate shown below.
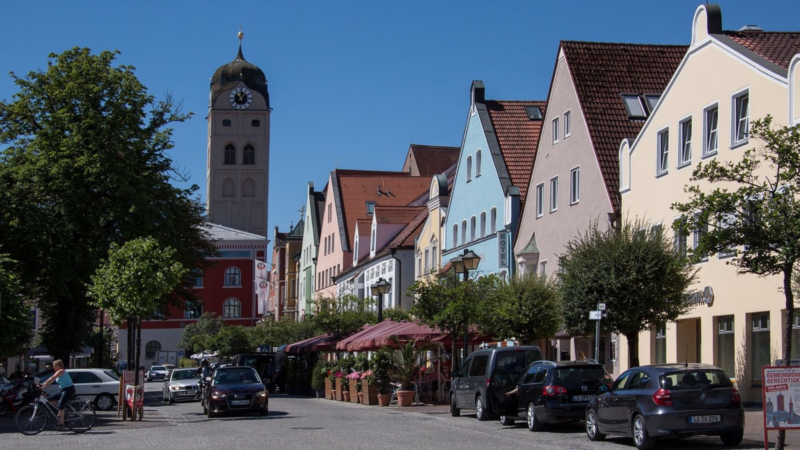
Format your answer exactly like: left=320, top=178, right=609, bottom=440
left=572, top=395, right=594, bottom=402
left=230, top=400, right=249, bottom=405
left=688, top=415, right=721, bottom=424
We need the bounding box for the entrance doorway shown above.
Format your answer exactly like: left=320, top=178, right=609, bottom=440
left=676, top=318, right=701, bottom=364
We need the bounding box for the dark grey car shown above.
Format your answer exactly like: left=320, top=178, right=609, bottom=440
left=585, top=363, right=744, bottom=450
left=449, top=346, right=543, bottom=421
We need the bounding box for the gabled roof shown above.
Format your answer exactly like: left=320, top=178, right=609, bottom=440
left=355, top=219, right=372, bottom=234
left=329, top=169, right=429, bottom=252
left=306, top=182, right=327, bottom=247
left=561, top=41, right=687, bottom=212
left=407, top=163, right=457, bottom=206
left=374, top=205, right=426, bottom=225
left=402, top=144, right=460, bottom=177
left=722, top=30, right=800, bottom=71
left=486, top=100, right=547, bottom=207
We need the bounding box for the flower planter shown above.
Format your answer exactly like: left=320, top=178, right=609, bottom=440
left=315, top=389, right=325, bottom=399
left=335, top=378, right=345, bottom=401
left=364, top=384, right=378, bottom=405
left=333, top=388, right=340, bottom=401
left=343, top=391, right=351, bottom=402
left=324, top=378, right=332, bottom=400
left=396, top=390, right=414, bottom=407
left=348, top=379, right=360, bottom=404
left=357, top=392, right=363, bottom=404
left=377, top=393, right=392, bottom=407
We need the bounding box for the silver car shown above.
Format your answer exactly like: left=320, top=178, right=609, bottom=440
left=163, top=368, right=201, bottom=403
left=148, top=365, right=170, bottom=381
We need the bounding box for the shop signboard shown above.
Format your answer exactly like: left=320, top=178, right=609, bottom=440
left=762, top=366, right=800, bottom=449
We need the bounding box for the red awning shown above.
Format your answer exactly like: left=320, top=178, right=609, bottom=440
left=342, top=320, right=491, bottom=352
left=284, top=333, right=336, bottom=354
left=336, top=320, right=407, bottom=351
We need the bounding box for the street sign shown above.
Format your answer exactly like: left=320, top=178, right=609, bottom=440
left=589, top=311, right=602, bottom=320
left=178, top=350, right=184, bottom=357
left=598, top=303, right=606, bottom=311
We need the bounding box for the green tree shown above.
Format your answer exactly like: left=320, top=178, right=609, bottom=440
left=485, top=273, right=562, bottom=345
left=673, top=116, right=800, bottom=450
left=383, top=337, right=439, bottom=390
left=88, top=237, right=187, bottom=384
left=210, top=325, right=252, bottom=358
left=0, top=48, right=215, bottom=365
left=310, top=294, right=376, bottom=340
left=382, top=308, right=412, bottom=322
left=0, top=254, right=33, bottom=359
left=559, top=219, right=697, bottom=368
left=249, top=316, right=319, bottom=349
left=176, top=312, right=225, bottom=355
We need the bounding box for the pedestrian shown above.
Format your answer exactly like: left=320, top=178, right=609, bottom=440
left=39, top=359, right=75, bottom=429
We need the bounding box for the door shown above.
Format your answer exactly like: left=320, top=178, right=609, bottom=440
left=70, top=371, right=103, bottom=400
left=455, top=357, right=473, bottom=407
left=609, top=370, right=646, bottom=434
left=528, top=367, right=549, bottom=418
left=468, top=355, right=489, bottom=409
left=489, top=366, right=519, bottom=416
left=597, top=370, right=632, bottom=433
left=513, top=364, right=540, bottom=418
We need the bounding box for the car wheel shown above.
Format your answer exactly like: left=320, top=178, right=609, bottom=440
left=450, top=393, right=460, bottom=417
left=475, top=395, right=489, bottom=421
left=527, top=402, right=544, bottom=431
left=168, top=395, right=174, bottom=404
left=500, top=415, right=515, bottom=426
left=632, top=414, right=655, bottom=450
left=207, top=408, right=215, bottom=418
left=94, top=394, right=115, bottom=411
left=720, top=428, right=744, bottom=446
left=260, top=409, right=269, bottom=416
left=586, top=409, right=606, bottom=441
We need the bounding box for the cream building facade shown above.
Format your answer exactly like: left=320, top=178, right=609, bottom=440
left=415, top=171, right=452, bottom=282
left=619, top=4, right=800, bottom=402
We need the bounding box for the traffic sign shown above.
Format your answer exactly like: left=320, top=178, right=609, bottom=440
left=589, top=311, right=602, bottom=320
left=598, top=303, right=606, bottom=311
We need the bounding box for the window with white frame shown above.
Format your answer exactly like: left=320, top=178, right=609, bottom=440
left=752, top=312, right=770, bottom=381
left=552, top=117, right=559, bottom=144
left=570, top=168, right=580, bottom=205
left=673, top=218, right=687, bottom=259
left=733, top=92, right=749, bottom=145
left=223, top=298, right=241, bottom=318
left=371, top=226, right=376, bottom=252
left=704, top=105, right=719, bottom=157
left=564, top=111, right=571, bottom=138
left=328, top=204, right=332, bottom=223
left=718, top=213, right=736, bottom=258
left=431, top=242, right=437, bottom=270
left=717, top=316, right=735, bottom=376
left=476, top=150, right=482, bottom=177
left=470, top=216, right=476, bottom=242
left=657, top=129, right=669, bottom=175
left=693, top=212, right=708, bottom=262
left=453, top=224, right=458, bottom=248
left=539, top=261, right=547, bottom=277
left=224, top=267, right=241, bottom=286
left=549, top=177, right=558, bottom=212
left=462, top=220, right=467, bottom=244
left=466, top=155, right=472, bottom=182
left=536, top=183, right=544, bottom=218
left=424, top=248, right=430, bottom=273
left=480, top=212, right=486, bottom=238
left=678, top=118, right=692, bottom=167
left=489, top=207, right=496, bottom=234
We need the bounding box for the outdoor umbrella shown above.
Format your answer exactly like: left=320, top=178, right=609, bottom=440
left=284, top=333, right=336, bottom=354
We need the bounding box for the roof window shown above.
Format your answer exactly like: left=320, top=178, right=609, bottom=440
left=366, top=201, right=376, bottom=215
left=524, top=105, right=543, bottom=121
left=622, top=95, right=647, bottom=119
left=644, top=95, right=660, bottom=112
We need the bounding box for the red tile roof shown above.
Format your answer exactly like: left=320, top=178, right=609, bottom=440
left=387, top=208, right=428, bottom=249
left=486, top=100, right=546, bottom=207
left=355, top=219, right=372, bottom=234
left=562, top=41, right=687, bottom=212
left=375, top=205, right=426, bottom=225
left=723, top=31, right=800, bottom=70
left=403, top=144, right=460, bottom=177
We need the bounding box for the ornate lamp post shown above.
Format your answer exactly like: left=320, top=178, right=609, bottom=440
left=371, top=278, right=391, bottom=322
left=452, top=249, right=480, bottom=367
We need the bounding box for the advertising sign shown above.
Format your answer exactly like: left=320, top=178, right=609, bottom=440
left=125, top=384, right=144, bottom=410
left=498, top=231, right=508, bottom=268
left=762, top=366, right=800, bottom=449
left=255, top=260, right=270, bottom=315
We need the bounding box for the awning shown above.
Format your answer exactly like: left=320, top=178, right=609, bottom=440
left=340, top=320, right=491, bottom=352
left=336, top=320, right=408, bottom=352
left=283, top=334, right=336, bottom=354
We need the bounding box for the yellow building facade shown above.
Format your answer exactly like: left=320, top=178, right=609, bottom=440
left=415, top=172, right=452, bottom=282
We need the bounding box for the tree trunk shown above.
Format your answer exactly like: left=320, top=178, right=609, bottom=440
left=127, top=317, right=134, bottom=369
left=776, top=267, right=795, bottom=450
left=451, top=331, right=457, bottom=372
left=134, top=317, right=141, bottom=386
left=625, top=332, right=640, bottom=368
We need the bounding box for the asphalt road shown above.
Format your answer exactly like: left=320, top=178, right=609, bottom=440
left=0, top=381, right=769, bottom=450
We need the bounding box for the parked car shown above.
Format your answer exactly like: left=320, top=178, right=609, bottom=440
left=148, top=365, right=170, bottom=381
left=202, top=366, right=269, bottom=418
left=449, top=345, right=544, bottom=420
left=162, top=368, right=201, bottom=403
left=41, top=368, right=120, bottom=411
left=495, top=360, right=613, bottom=430
left=585, top=363, right=744, bottom=450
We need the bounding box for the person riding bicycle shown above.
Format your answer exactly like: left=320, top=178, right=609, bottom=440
left=196, top=360, right=212, bottom=398
left=38, top=359, right=74, bottom=429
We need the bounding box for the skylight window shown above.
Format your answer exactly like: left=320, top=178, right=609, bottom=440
left=644, top=95, right=660, bottom=112
left=366, top=201, right=376, bottom=214
left=622, top=95, right=647, bottom=119
left=525, top=105, right=543, bottom=121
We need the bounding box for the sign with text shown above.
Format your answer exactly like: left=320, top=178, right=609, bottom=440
left=498, top=231, right=509, bottom=268
left=589, top=311, right=602, bottom=320
left=255, top=260, right=270, bottom=314
left=762, top=366, right=800, bottom=449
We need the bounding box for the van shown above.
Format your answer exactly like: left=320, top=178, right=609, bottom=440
left=450, top=345, right=544, bottom=420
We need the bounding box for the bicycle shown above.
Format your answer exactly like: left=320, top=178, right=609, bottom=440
left=14, top=388, right=96, bottom=435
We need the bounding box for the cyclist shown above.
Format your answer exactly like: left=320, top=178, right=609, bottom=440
left=196, top=360, right=212, bottom=399
left=39, top=359, right=74, bottom=429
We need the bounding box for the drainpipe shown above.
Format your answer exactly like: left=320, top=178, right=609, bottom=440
left=390, top=249, right=401, bottom=309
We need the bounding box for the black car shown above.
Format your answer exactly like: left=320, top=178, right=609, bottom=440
left=202, top=366, right=269, bottom=418
left=495, top=360, right=613, bottom=430
left=450, top=345, right=544, bottom=420
left=585, top=363, right=744, bottom=450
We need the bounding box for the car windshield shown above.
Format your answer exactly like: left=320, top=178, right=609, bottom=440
left=494, top=350, right=543, bottom=378
left=172, top=370, right=199, bottom=381
left=214, top=369, right=261, bottom=385
left=103, top=370, right=120, bottom=381
left=152, top=366, right=166, bottom=371
left=553, top=366, right=606, bottom=385
left=660, top=369, right=732, bottom=390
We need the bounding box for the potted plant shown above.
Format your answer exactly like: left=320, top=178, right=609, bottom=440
left=360, top=369, right=377, bottom=405
left=311, top=359, right=326, bottom=399
left=370, top=350, right=392, bottom=406
left=386, top=337, right=437, bottom=407
left=347, top=371, right=361, bottom=403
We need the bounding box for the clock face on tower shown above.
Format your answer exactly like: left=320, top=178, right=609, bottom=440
left=229, top=87, right=253, bottom=109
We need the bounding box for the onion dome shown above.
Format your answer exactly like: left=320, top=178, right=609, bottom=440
left=210, top=32, right=269, bottom=108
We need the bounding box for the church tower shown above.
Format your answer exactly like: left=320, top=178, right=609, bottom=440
left=207, top=31, right=270, bottom=236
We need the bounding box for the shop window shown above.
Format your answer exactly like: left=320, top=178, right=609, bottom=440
left=717, top=316, right=735, bottom=377
left=792, top=314, right=800, bottom=361
left=752, top=312, right=770, bottom=382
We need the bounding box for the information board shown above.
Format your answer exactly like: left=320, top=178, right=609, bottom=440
left=762, top=366, right=800, bottom=449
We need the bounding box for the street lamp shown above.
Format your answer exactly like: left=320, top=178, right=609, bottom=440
left=452, top=249, right=480, bottom=368
left=371, top=278, right=391, bottom=322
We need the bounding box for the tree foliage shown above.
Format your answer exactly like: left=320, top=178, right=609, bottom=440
left=0, top=253, right=33, bottom=359
left=382, top=308, right=412, bottom=323
left=309, top=294, right=376, bottom=340
left=559, top=219, right=697, bottom=367
left=249, top=316, right=319, bottom=349
left=176, top=312, right=225, bottom=355
left=0, top=48, right=215, bottom=363
left=484, top=273, right=562, bottom=345
left=210, top=325, right=252, bottom=358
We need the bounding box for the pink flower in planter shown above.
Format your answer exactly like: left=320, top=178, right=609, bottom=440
left=360, top=370, right=373, bottom=379
left=335, top=372, right=344, bottom=378
left=346, top=371, right=361, bottom=379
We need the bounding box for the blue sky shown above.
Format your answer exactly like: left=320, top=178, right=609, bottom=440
left=2, top=0, right=799, bottom=251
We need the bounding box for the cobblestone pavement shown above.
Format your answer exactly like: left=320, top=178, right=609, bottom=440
left=0, top=382, right=783, bottom=449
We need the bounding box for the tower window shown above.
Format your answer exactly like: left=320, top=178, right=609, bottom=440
left=224, top=144, right=236, bottom=165
left=222, top=178, right=235, bottom=198
left=243, top=145, right=255, bottom=165
left=222, top=119, right=232, bottom=127
left=251, top=120, right=260, bottom=127
left=242, top=178, right=255, bottom=197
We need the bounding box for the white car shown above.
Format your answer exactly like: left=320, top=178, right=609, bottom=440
left=42, top=368, right=120, bottom=411
left=148, top=366, right=170, bottom=381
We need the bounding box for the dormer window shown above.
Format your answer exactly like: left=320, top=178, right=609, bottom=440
left=366, top=201, right=376, bottom=214
left=622, top=95, right=647, bottom=119
left=524, top=105, right=543, bottom=120
left=644, top=95, right=660, bottom=111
